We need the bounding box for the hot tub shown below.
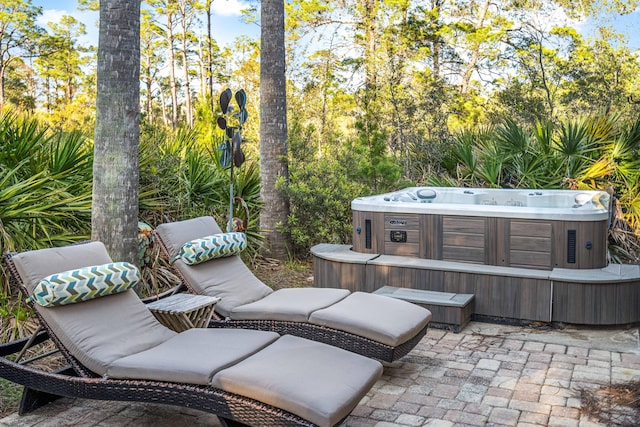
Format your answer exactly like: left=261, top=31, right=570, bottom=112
left=352, top=187, right=611, bottom=270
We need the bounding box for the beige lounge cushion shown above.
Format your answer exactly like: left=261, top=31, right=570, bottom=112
left=11, top=242, right=176, bottom=375
left=309, top=292, right=432, bottom=347
left=155, top=217, right=273, bottom=317
left=108, top=328, right=279, bottom=384
left=173, top=255, right=273, bottom=317
left=212, top=335, right=383, bottom=427
left=230, top=288, right=350, bottom=322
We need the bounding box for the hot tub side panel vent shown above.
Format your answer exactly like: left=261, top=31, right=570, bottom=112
left=365, top=219, right=372, bottom=249
left=567, top=229, right=576, bottom=264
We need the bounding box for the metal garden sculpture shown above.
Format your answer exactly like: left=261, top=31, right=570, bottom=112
left=217, top=88, right=248, bottom=232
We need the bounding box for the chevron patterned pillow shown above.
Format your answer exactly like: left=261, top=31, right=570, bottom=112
left=173, top=232, right=247, bottom=265
left=28, top=262, right=141, bottom=307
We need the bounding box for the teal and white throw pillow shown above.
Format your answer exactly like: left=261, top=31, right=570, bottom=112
left=28, top=262, right=141, bottom=307
left=173, top=232, right=247, bottom=265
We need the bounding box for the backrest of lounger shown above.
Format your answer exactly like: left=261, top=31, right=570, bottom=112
left=11, top=242, right=176, bottom=376
left=155, top=217, right=273, bottom=317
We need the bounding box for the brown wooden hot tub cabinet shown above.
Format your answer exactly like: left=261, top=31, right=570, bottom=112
left=352, top=211, right=608, bottom=270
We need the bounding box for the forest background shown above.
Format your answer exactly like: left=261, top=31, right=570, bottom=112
left=2, top=0, right=640, bottom=266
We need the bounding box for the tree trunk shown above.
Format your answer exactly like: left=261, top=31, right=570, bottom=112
left=92, top=0, right=141, bottom=264
left=160, top=86, right=169, bottom=125
left=431, top=0, right=443, bottom=78
left=362, top=0, right=378, bottom=92
left=460, top=0, right=490, bottom=94
left=144, top=55, right=153, bottom=122
left=198, top=42, right=206, bottom=100
left=536, top=32, right=555, bottom=120
left=44, top=75, right=51, bottom=112
left=180, top=32, right=192, bottom=127
left=260, top=0, right=290, bottom=259
left=166, top=12, right=178, bottom=127
left=178, top=1, right=192, bottom=127
left=0, top=63, right=6, bottom=108
left=206, top=0, right=214, bottom=111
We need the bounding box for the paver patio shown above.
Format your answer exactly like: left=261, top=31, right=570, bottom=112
left=2, top=322, right=639, bottom=426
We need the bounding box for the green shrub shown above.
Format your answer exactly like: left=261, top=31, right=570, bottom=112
left=285, top=157, right=369, bottom=258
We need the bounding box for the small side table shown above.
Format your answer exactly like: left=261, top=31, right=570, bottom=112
left=146, top=293, right=221, bottom=332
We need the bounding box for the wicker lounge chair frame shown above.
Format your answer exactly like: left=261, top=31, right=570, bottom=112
left=0, top=252, right=329, bottom=426
left=154, top=231, right=428, bottom=362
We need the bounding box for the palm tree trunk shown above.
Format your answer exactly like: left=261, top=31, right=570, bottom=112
left=92, top=0, right=141, bottom=264
left=260, top=0, right=290, bottom=259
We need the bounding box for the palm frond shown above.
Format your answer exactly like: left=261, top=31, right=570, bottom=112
left=494, top=118, right=530, bottom=156
left=532, top=119, right=553, bottom=156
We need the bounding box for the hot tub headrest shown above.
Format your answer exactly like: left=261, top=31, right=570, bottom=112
left=416, top=189, right=436, bottom=200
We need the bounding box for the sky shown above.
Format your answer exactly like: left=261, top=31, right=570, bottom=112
left=32, top=1, right=639, bottom=51
left=580, top=7, right=640, bottom=51
left=32, top=0, right=259, bottom=48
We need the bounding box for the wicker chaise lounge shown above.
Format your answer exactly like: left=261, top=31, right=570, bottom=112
left=154, top=216, right=432, bottom=362
left=0, top=242, right=383, bottom=427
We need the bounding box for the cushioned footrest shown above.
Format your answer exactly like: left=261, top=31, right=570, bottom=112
left=308, top=292, right=432, bottom=347
left=212, top=335, right=383, bottom=427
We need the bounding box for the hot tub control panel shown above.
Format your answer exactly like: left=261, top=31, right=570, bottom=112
left=383, top=214, right=420, bottom=256
left=390, top=230, right=407, bottom=243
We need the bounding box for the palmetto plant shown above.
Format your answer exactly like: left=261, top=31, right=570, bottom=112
left=0, top=112, right=92, bottom=258
left=139, top=126, right=223, bottom=222
left=0, top=167, right=90, bottom=254
left=608, top=118, right=640, bottom=229
left=553, top=118, right=600, bottom=180
left=450, top=129, right=479, bottom=183
left=446, top=112, right=640, bottom=262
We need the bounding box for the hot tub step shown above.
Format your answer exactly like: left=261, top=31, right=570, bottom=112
left=373, top=286, right=474, bottom=333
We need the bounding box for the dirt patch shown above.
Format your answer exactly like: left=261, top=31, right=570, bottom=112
left=250, top=257, right=314, bottom=290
